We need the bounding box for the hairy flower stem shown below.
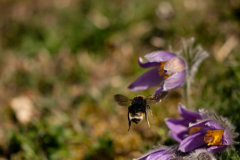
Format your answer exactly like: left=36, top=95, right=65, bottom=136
left=180, top=38, right=208, bottom=108
left=184, top=76, right=191, bottom=109
left=181, top=39, right=192, bottom=109
left=183, top=83, right=188, bottom=108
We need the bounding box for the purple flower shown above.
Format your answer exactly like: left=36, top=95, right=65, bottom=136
left=179, top=111, right=239, bottom=153
left=134, top=145, right=178, bottom=160
left=128, top=51, right=186, bottom=94
left=165, top=104, right=202, bottom=142
left=165, top=105, right=238, bottom=153
left=134, top=145, right=217, bottom=160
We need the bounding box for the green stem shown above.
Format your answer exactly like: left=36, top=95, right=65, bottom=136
left=184, top=73, right=191, bottom=109
left=184, top=83, right=188, bottom=108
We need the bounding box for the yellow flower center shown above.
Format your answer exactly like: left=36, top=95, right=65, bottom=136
left=204, top=129, right=224, bottom=146
left=158, top=61, right=172, bottom=79
left=189, top=127, right=201, bottom=135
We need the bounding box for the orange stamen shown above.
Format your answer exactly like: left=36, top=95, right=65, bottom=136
left=204, top=129, right=224, bottom=146
left=158, top=61, right=172, bottom=79
left=189, top=127, right=201, bottom=135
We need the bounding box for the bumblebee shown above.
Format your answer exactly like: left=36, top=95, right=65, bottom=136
left=114, top=92, right=168, bottom=131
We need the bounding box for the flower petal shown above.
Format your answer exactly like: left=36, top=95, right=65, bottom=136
left=128, top=68, right=164, bottom=91
left=179, top=130, right=206, bottom=152
left=170, top=130, right=189, bottom=143
left=164, top=56, right=186, bottom=74
left=138, top=57, right=161, bottom=68
left=207, top=145, right=227, bottom=153
left=147, top=151, right=172, bottom=160
left=165, top=118, right=189, bottom=133
left=189, top=120, right=223, bottom=130
left=134, top=149, right=166, bottom=160
left=223, top=129, right=232, bottom=145
left=144, top=51, right=176, bottom=63
left=154, top=70, right=186, bottom=94
left=198, top=109, right=208, bottom=118
left=178, top=104, right=202, bottom=122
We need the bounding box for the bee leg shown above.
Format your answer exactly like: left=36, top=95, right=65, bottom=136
left=145, top=111, right=150, bottom=128
left=128, top=121, right=131, bottom=131
left=128, top=110, right=131, bottom=131
left=147, top=105, right=154, bottom=117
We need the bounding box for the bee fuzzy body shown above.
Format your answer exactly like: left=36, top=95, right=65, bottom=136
left=128, top=96, right=147, bottom=124
left=114, top=92, right=168, bottom=131
left=127, top=96, right=152, bottom=131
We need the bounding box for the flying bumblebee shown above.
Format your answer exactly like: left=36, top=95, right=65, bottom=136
left=114, top=92, right=168, bottom=131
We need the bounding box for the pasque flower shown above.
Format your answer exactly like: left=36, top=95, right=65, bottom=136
left=134, top=145, right=216, bottom=160
left=133, top=145, right=177, bottom=160
left=179, top=111, right=239, bottom=153
left=165, top=104, right=238, bottom=154
left=128, top=51, right=186, bottom=94
left=165, top=104, right=202, bottom=142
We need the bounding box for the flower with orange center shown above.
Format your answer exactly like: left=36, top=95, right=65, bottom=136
left=128, top=51, right=186, bottom=95
left=135, top=145, right=217, bottom=160
left=180, top=112, right=238, bottom=154
left=165, top=104, right=202, bottom=142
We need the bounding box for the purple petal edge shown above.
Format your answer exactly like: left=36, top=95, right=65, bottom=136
left=178, top=104, right=202, bottom=122
left=207, top=145, right=227, bottom=153
left=165, top=118, right=189, bottom=132
left=144, top=51, right=176, bottom=63
left=179, top=130, right=206, bottom=152
left=128, top=68, right=164, bottom=91
left=223, top=129, right=232, bottom=145
left=138, top=57, right=160, bottom=68
left=189, top=119, right=223, bottom=130
left=170, top=130, right=189, bottom=143
left=133, top=149, right=166, bottom=160
left=147, top=151, right=171, bottom=160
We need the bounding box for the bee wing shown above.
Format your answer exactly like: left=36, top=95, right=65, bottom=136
left=146, top=91, right=168, bottom=105
left=114, top=94, right=132, bottom=106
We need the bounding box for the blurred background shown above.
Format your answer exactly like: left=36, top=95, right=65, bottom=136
left=0, top=0, right=240, bottom=159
